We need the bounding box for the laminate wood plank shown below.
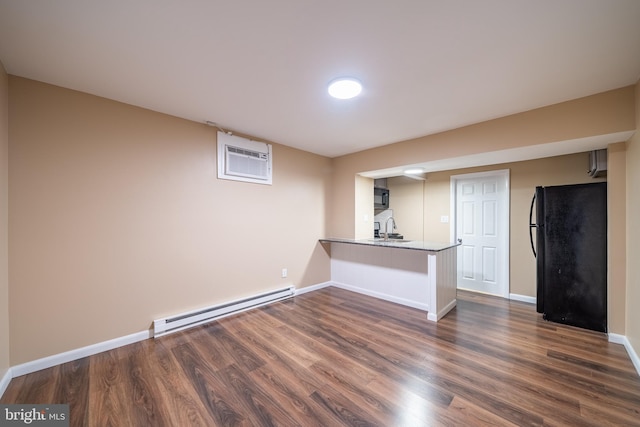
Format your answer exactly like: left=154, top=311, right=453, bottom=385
left=0, top=374, right=25, bottom=403
left=460, top=311, right=628, bottom=369
left=438, top=310, right=640, bottom=394
left=427, top=318, right=640, bottom=422
left=456, top=295, right=616, bottom=352
left=201, top=321, right=266, bottom=372
left=377, top=308, right=639, bottom=425
left=309, top=359, right=430, bottom=427
left=298, top=290, right=636, bottom=422
left=365, top=378, right=461, bottom=426
left=235, top=307, right=426, bottom=426
left=546, top=348, right=639, bottom=379
left=226, top=309, right=323, bottom=369
left=116, top=341, right=173, bottom=427
left=87, top=347, right=135, bottom=427
left=247, top=365, right=338, bottom=427
left=217, top=363, right=302, bottom=426
left=331, top=292, right=636, bottom=426
left=171, top=342, right=250, bottom=426
left=219, top=314, right=327, bottom=395
left=392, top=296, right=630, bottom=371
left=9, top=366, right=58, bottom=404
left=288, top=298, right=457, bottom=409
left=244, top=295, right=457, bottom=424
left=341, top=306, right=589, bottom=425
left=310, top=383, right=384, bottom=427
left=446, top=302, right=640, bottom=424
left=52, top=358, right=90, bottom=427
left=579, top=401, right=640, bottom=427
left=429, top=314, right=630, bottom=391
left=224, top=310, right=382, bottom=426
left=446, top=396, right=521, bottom=427
left=350, top=336, right=546, bottom=425
left=277, top=307, right=455, bottom=410
left=264, top=302, right=399, bottom=380
left=272, top=295, right=548, bottom=426
left=141, top=338, right=212, bottom=427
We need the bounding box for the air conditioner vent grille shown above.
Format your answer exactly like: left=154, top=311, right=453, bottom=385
left=217, top=131, right=272, bottom=185
left=227, top=146, right=268, bottom=160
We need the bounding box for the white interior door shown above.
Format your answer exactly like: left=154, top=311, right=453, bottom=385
left=452, top=170, right=509, bottom=297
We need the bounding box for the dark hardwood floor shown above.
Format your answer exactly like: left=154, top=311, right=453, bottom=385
left=2, top=287, right=639, bottom=426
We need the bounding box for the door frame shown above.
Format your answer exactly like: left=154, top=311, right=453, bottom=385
left=450, top=169, right=510, bottom=298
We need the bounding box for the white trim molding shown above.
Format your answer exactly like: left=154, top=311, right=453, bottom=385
left=510, top=294, right=536, bottom=304
left=608, top=333, right=640, bottom=376
left=294, top=282, right=331, bottom=296
left=0, top=368, right=12, bottom=398
left=11, top=330, right=150, bottom=378
left=427, top=299, right=457, bottom=322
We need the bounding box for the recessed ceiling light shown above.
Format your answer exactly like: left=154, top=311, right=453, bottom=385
left=328, top=78, right=362, bottom=99
left=404, top=167, right=425, bottom=175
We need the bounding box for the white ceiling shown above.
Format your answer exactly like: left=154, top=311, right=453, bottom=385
left=1, top=1, right=639, bottom=158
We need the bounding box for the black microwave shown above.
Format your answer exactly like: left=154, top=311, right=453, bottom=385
left=374, top=187, right=389, bottom=209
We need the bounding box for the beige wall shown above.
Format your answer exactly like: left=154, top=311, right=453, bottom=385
left=0, top=63, right=9, bottom=379
left=608, top=142, right=626, bottom=335
left=386, top=177, right=424, bottom=241
left=627, top=81, right=640, bottom=354
left=354, top=175, right=373, bottom=239
left=8, top=77, right=331, bottom=364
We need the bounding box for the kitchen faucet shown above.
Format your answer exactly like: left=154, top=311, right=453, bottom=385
left=384, top=216, right=397, bottom=241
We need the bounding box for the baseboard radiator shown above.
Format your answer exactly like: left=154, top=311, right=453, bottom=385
left=153, top=286, right=294, bottom=338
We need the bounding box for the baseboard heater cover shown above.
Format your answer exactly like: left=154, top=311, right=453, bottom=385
left=153, top=286, right=294, bottom=338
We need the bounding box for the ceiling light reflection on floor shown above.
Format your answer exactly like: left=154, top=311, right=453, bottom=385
left=395, top=385, right=435, bottom=425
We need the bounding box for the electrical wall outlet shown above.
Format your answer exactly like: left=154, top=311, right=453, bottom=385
left=281, top=268, right=288, bottom=278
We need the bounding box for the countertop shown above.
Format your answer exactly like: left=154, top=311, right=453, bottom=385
left=319, top=237, right=460, bottom=252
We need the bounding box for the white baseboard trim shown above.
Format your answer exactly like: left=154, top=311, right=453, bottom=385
left=0, top=367, right=12, bottom=398
left=330, top=281, right=430, bottom=312
left=608, top=333, right=626, bottom=345
left=294, top=281, right=331, bottom=296
left=11, top=330, right=150, bottom=378
left=427, top=298, right=457, bottom=322
left=509, top=293, right=536, bottom=304
left=608, top=333, right=640, bottom=376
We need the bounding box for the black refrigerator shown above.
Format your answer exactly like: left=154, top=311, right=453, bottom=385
left=529, top=182, right=607, bottom=333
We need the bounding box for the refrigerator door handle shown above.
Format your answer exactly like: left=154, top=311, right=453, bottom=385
left=529, top=191, right=537, bottom=258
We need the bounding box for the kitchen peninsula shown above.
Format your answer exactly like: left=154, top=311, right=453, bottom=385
left=319, top=238, right=460, bottom=321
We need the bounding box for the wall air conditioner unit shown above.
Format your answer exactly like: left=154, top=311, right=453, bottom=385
left=217, top=131, right=272, bottom=185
